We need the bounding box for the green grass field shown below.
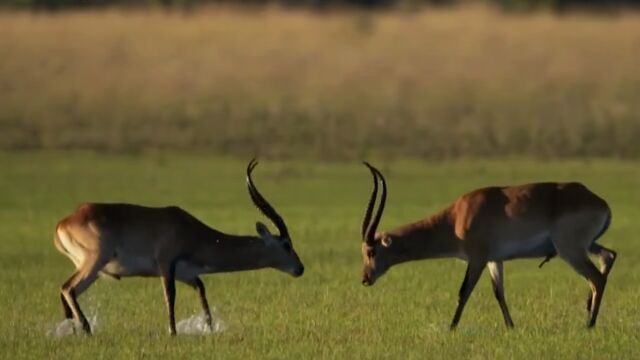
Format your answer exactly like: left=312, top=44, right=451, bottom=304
left=1, top=152, right=639, bottom=358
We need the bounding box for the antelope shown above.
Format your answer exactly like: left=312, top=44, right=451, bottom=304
left=54, top=159, right=304, bottom=335
left=359, top=162, right=616, bottom=329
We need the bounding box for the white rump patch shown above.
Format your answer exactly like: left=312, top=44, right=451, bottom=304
left=57, top=228, right=85, bottom=268
left=176, top=311, right=226, bottom=335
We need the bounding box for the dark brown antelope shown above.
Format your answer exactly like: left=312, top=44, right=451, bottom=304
left=359, top=162, right=616, bottom=329
left=54, top=159, right=304, bottom=335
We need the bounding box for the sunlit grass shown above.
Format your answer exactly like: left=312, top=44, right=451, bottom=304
left=0, top=153, right=639, bottom=358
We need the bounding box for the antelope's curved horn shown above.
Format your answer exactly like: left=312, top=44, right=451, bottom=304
left=246, top=158, right=290, bottom=238
left=363, top=163, right=387, bottom=245
left=362, top=162, right=379, bottom=244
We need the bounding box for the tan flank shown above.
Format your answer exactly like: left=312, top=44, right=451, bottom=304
left=359, top=162, right=616, bottom=329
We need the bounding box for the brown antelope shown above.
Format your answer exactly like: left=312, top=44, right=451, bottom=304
left=54, top=159, right=304, bottom=335
left=359, top=162, right=616, bottom=329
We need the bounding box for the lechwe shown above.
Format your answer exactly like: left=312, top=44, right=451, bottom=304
left=54, top=159, right=304, bottom=335
left=359, top=162, right=616, bottom=329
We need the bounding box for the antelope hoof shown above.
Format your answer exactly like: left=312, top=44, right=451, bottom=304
left=506, top=321, right=515, bottom=329
left=81, top=321, right=92, bottom=335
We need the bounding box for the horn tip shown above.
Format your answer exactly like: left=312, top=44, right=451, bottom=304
left=247, top=158, right=259, bottom=173
left=363, top=161, right=378, bottom=176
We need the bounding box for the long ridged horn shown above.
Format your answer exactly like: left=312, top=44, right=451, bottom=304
left=362, top=162, right=386, bottom=245
left=246, top=158, right=290, bottom=238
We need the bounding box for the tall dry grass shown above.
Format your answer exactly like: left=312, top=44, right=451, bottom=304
left=1, top=6, right=639, bottom=158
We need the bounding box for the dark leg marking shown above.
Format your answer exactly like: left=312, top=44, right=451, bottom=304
left=450, top=261, right=486, bottom=330
left=161, top=264, right=177, bottom=336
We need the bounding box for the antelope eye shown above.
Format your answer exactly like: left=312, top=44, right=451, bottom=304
left=282, top=242, right=292, bottom=252
left=367, top=249, right=375, bottom=258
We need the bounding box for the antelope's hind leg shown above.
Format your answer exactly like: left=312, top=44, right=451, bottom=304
left=590, top=243, right=617, bottom=277
left=60, top=292, right=73, bottom=320
left=60, top=254, right=108, bottom=334
left=553, top=211, right=615, bottom=328
left=586, top=243, right=617, bottom=312
left=554, top=243, right=607, bottom=328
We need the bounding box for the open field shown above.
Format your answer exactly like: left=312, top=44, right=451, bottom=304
left=0, top=153, right=639, bottom=359
left=1, top=7, right=640, bottom=158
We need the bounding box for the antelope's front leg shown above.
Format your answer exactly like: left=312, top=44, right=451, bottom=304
left=180, top=277, right=213, bottom=331
left=487, top=261, right=515, bottom=328
left=193, top=278, right=213, bottom=330
left=450, top=260, right=486, bottom=330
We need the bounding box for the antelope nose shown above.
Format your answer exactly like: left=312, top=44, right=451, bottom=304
left=362, top=278, right=371, bottom=286
left=294, top=266, right=304, bottom=277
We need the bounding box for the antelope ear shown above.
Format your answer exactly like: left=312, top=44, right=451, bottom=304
left=256, top=222, right=272, bottom=238
left=381, top=234, right=393, bottom=247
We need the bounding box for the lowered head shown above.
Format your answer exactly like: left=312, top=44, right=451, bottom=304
left=360, top=162, right=391, bottom=286
left=247, top=159, right=304, bottom=278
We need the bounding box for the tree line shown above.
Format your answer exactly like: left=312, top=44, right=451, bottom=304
left=2, top=0, right=639, bottom=11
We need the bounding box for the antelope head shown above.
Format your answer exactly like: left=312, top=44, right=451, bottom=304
left=247, top=158, right=304, bottom=277
left=360, top=162, right=392, bottom=286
